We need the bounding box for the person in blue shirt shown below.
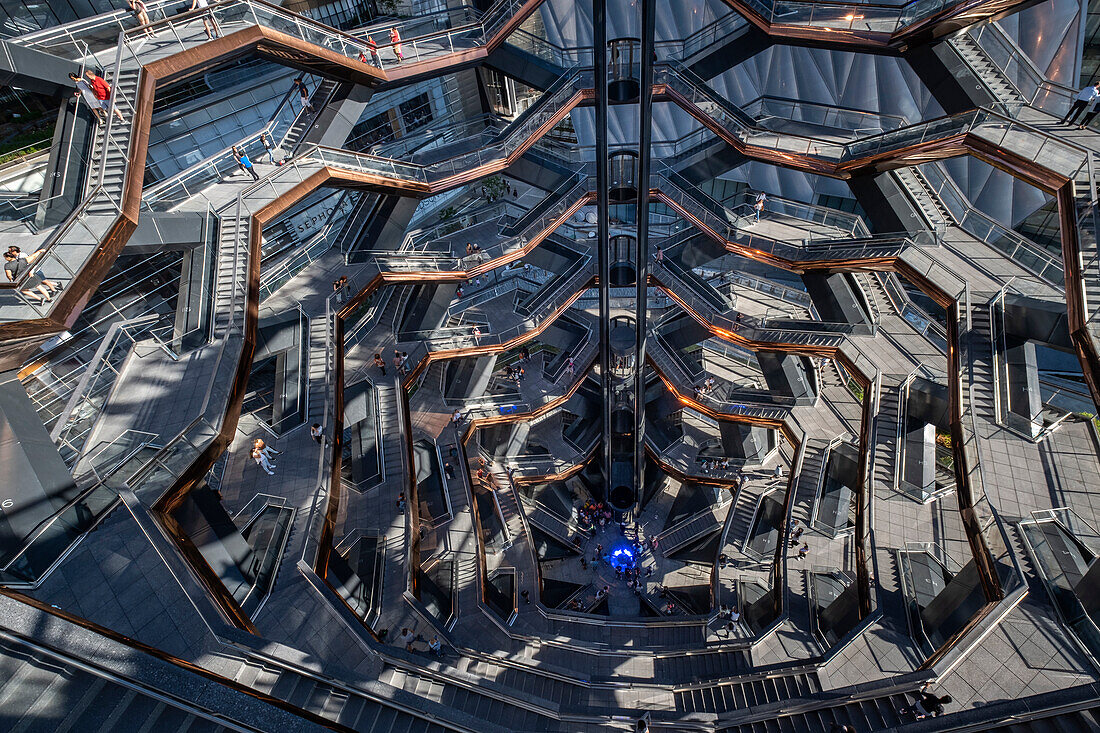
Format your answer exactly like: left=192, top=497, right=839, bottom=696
left=233, top=146, right=259, bottom=181
left=1060, top=83, right=1100, bottom=126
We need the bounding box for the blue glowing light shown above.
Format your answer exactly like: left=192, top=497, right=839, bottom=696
left=608, top=544, right=637, bottom=571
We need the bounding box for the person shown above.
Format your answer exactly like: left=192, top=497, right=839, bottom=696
left=400, top=352, right=409, bottom=374
left=564, top=357, right=575, bottom=379
left=520, top=589, right=530, bottom=604
left=472, top=325, right=482, bottom=343
left=752, top=191, right=767, bottom=223
left=373, top=353, right=386, bottom=376
left=128, top=0, right=155, bottom=37
left=396, top=492, right=407, bottom=512
left=70, top=72, right=105, bottom=125
left=444, top=462, right=456, bottom=480
left=310, top=423, right=324, bottom=444
left=4, top=250, right=57, bottom=304
left=791, top=524, right=805, bottom=544
left=259, top=132, right=276, bottom=164
left=389, top=27, right=403, bottom=62
left=253, top=438, right=279, bottom=460
left=398, top=627, right=416, bottom=651
left=428, top=636, right=444, bottom=657
left=393, top=351, right=403, bottom=376
left=902, top=686, right=952, bottom=720
left=366, top=35, right=381, bottom=66
left=89, top=68, right=124, bottom=121
left=233, top=146, right=258, bottom=181
left=451, top=409, right=463, bottom=425
left=797, top=542, right=809, bottom=559
left=728, top=605, right=740, bottom=623
left=1061, top=83, right=1100, bottom=125
left=829, top=725, right=856, bottom=733
left=1080, top=96, right=1100, bottom=129
left=774, top=463, right=783, bottom=479
left=294, top=78, right=314, bottom=114
left=718, top=553, right=728, bottom=569
left=190, top=0, right=218, bottom=40
left=665, top=603, right=675, bottom=615
left=580, top=557, right=588, bottom=570
left=252, top=446, right=275, bottom=475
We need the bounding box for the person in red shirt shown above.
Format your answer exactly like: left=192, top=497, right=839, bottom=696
left=389, top=27, right=403, bottom=62
left=365, top=35, right=381, bottom=67
left=84, top=70, right=124, bottom=123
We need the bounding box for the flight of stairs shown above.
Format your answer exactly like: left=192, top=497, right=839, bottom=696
left=948, top=32, right=1027, bottom=108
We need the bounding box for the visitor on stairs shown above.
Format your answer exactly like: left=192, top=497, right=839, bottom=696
left=70, top=73, right=105, bottom=125
left=85, top=70, right=124, bottom=124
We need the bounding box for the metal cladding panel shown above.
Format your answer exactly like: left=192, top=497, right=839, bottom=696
left=0, top=373, right=79, bottom=556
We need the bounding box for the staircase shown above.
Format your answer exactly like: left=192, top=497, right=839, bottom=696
left=949, top=32, right=1027, bottom=108
left=893, top=166, right=951, bottom=232
left=872, top=379, right=904, bottom=491
left=674, top=670, right=822, bottom=714
left=282, top=78, right=344, bottom=153
left=657, top=498, right=733, bottom=555
left=86, top=65, right=142, bottom=217
left=377, top=663, right=565, bottom=731
left=305, top=312, right=332, bottom=429
left=234, top=657, right=455, bottom=732
left=718, top=689, right=917, bottom=732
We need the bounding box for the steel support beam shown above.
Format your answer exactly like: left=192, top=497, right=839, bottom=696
left=594, top=0, right=613, bottom=486
left=632, top=0, right=656, bottom=501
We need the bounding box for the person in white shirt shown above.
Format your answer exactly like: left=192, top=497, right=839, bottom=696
left=190, top=0, right=218, bottom=40
left=1061, top=83, right=1100, bottom=126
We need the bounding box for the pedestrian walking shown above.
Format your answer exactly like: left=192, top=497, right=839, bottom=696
left=190, top=0, right=218, bottom=39
left=398, top=627, right=416, bottom=651
left=310, top=423, right=324, bottom=444
left=900, top=686, right=952, bottom=720
left=1080, top=95, right=1100, bottom=129
left=389, top=27, right=403, bottom=62
left=654, top=247, right=663, bottom=267
left=752, top=191, right=767, bottom=223
left=373, top=353, right=387, bottom=376
left=774, top=463, right=783, bottom=479
left=521, top=590, right=530, bottom=604
left=1061, top=83, right=1100, bottom=125
left=128, top=0, right=155, bottom=36
left=797, top=542, right=809, bottom=559
left=393, top=351, right=403, bottom=376
left=85, top=70, right=124, bottom=123
left=259, top=132, right=276, bottom=164
left=444, top=462, right=456, bottom=479
left=70, top=72, right=106, bottom=125
left=400, top=351, right=410, bottom=374
left=252, top=446, right=276, bottom=475
left=293, top=77, right=314, bottom=113
left=397, top=492, right=407, bottom=512
left=366, top=35, right=381, bottom=66
left=428, top=636, right=444, bottom=657
left=233, top=146, right=259, bottom=181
